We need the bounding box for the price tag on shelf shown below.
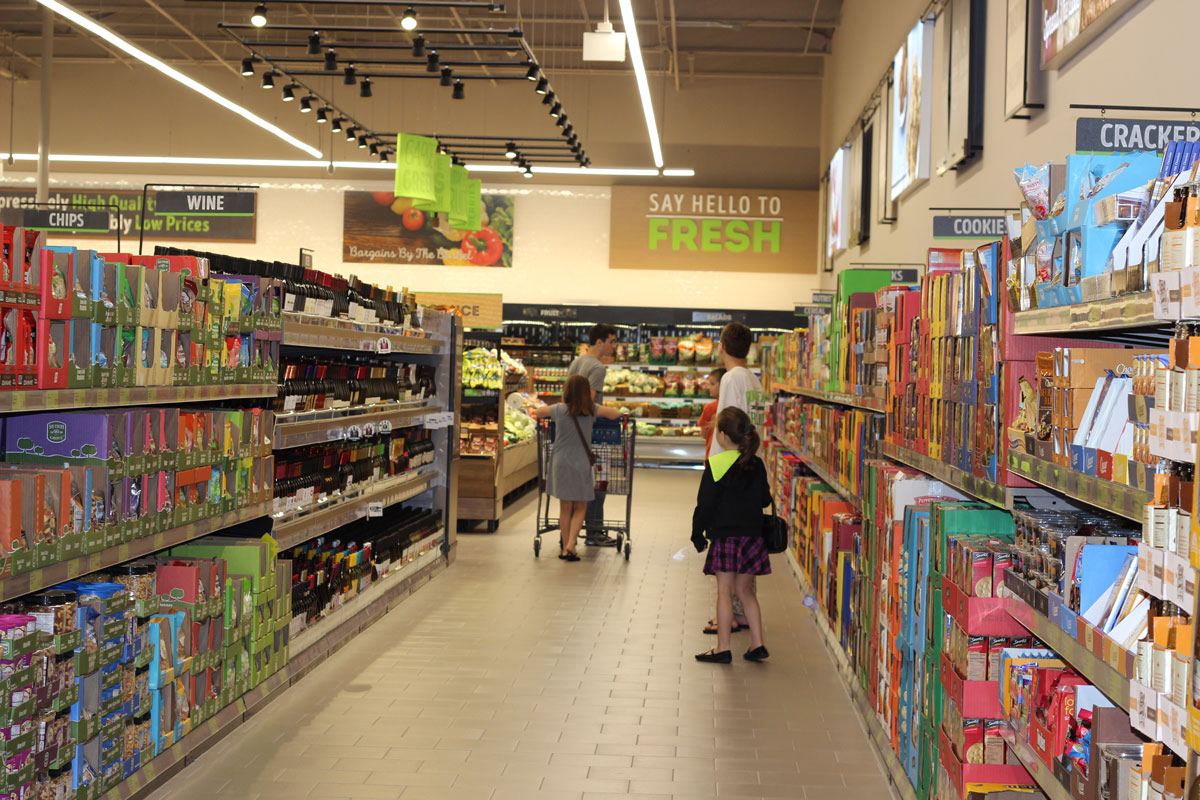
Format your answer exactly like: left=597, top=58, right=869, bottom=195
left=344, top=425, right=362, bottom=441
left=379, top=420, right=392, bottom=434
left=363, top=422, right=377, bottom=437
left=376, top=337, right=392, bottom=354
left=367, top=501, right=383, bottom=518
left=422, top=412, right=455, bottom=430
left=1130, top=679, right=1156, bottom=737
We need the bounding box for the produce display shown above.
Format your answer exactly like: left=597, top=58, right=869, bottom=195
left=500, top=350, right=526, bottom=377
left=504, top=408, right=536, bottom=445
left=462, top=347, right=502, bottom=390
left=602, top=368, right=665, bottom=396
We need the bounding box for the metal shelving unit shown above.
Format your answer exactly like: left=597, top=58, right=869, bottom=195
left=0, top=384, right=275, bottom=415
left=772, top=434, right=861, bottom=513
left=281, top=313, right=443, bottom=354
left=1005, top=450, right=1149, bottom=522
left=773, top=383, right=886, bottom=414
left=1011, top=292, right=1157, bottom=335
left=880, top=442, right=1011, bottom=508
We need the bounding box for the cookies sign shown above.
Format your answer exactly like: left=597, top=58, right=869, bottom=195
left=609, top=186, right=817, bottom=274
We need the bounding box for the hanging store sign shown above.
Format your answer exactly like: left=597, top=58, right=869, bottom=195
left=0, top=188, right=257, bottom=242
left=609, top=186, right=817, bottom=274
left=1075, top=117, right=1200, bottom=154
left=155, top=191, right=256, bottom=216
left=933, top=215, right=1009, bottom=239
left=794, top=304, right=831, bottom=318
left=414, top=292, right=503, bottom=328
left=810, top=291, right=834, bottom=304
left=342, top=191, right=514, bottom=267
left=22, top=209, right=110, bottom=235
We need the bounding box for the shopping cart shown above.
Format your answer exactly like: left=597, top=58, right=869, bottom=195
left=534, top=415, right=636, bottom=560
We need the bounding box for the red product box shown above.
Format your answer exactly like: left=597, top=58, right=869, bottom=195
left=0, top=307, right=38, bottom=388
left=36, top=317, right=68, bottom=389
left=39, top=248, right=72, bottom=319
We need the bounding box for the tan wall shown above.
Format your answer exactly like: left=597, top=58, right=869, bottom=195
left=819, top=0, right=1183, bottom=287
left=9, top=62, right=821, bottom=188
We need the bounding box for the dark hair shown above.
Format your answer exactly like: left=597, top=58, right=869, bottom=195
left=588, top=323, right=617, bottom=346
left=709, top=367, right=727, bottom=384
left=720, top=322, right=753, bottom=359
left=716, top=407, right=759, bottom=468
left=563, top=375, right=596, bottom=416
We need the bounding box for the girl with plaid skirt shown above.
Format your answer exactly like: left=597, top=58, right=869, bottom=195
left=690, top=407, right=772, bottom=664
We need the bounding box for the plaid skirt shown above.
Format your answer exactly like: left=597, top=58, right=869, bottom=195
left=703, top=536, right=772, bottom=576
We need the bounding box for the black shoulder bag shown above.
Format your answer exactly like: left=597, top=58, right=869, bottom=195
left=762, top=496, right=789, bottom=554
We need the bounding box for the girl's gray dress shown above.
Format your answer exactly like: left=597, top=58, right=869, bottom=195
left=546, top=404, right=596, bottom=502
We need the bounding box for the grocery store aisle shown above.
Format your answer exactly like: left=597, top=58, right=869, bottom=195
left=149, top=469, right=892, bottom=800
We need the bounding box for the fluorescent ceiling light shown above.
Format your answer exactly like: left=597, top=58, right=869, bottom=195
left=35, top=0, right=321, bottom=159
left=0, top=153, right=693, bottom=177
left=618, top=0, right=663, bottom=169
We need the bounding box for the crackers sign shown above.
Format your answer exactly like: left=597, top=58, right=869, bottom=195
left=609, top=186, right=817, bottom=273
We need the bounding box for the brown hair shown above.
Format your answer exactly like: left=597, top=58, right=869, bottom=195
left=720, top=322, right=753, bottom=359
left=716, top=406, right=760, bottom=468
left=563, top=374, right=596, bottom=417
left=707, top=367, right=727, bottom=393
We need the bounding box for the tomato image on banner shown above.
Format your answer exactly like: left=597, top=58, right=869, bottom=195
left=342, top=190, right=514, bottom=267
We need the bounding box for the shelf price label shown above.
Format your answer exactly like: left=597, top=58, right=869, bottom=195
left=379, top=420, right=393, bottom=434
left=376, top=337, right=392, bottom=354
left=363, top=422, right=377, bottom=437
left=422, top=412, right=454, bottom=430
left=367, top=501, right=383, bottom=518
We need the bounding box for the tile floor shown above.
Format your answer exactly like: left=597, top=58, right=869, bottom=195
left=148, top=468, right=894, bottom=800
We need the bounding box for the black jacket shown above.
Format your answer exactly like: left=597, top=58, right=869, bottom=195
left=691, top=453, right=772, bottom=549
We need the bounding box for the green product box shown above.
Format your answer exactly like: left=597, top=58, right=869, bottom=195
left=10, top=549, right=34, bottom=577
left=169, top=541, right=274, bottom=593
left=57, top=532, right=84, bottom=564
left=2, top=631, right=37, bottom=659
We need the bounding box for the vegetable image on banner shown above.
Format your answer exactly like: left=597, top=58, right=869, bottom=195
left=342, top=190, right=514, bottom=267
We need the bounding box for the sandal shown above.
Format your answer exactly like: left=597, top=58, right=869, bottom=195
left=695, top=648, right=732, bottom=664
left=702, top=618, right=745, bottom=635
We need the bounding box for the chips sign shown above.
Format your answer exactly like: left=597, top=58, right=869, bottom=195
left=609, top=186, right=817, bottom=273
left=22, top=209, right=109, bottom=235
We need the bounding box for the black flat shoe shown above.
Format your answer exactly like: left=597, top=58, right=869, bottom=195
left=743, top=646, right=769, bottom=662
left=558, top=552, right=581, bottom=562
left=695, top=649, right=732, bottom=664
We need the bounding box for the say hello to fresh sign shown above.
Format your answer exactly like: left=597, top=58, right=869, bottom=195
left=608, top=186, right=817, bottom=274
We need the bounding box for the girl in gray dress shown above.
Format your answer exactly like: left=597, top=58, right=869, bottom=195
left=531, top=375, right=621, bottom=560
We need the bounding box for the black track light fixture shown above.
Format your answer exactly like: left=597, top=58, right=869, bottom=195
left=369, top=142, right=379, bottom=155
left=401, top=6, right=418, bottom=31
left=439, top=67, right=453, bottom=87
left=323, top=49, right=337, bottom=71
left=534, top=76, right=548, bottom=95
left=450, top=155, right=461, bottom=166
left=541, top=92, right=555, bottom=107
left=357, top=135, right=368, bottom=149
left=331, top=117, right=343, bottom=132
left=343, top=64, right=356, bottom=85
left=523, top=166, right=533, bottom=179
left=426, top=51, right=440, bottom=72
left=549, top=102, right=562, bottom=118
left=250, top=3, right=267, bottom=27
left=299, top=95, right=313, bottom=113
left=240, top=57, right=255, bottom=76
left=261, top=70, right=275, bottom=89
left=584, top=157, right=592, bottom=168
left=315, top=107, right=328, bottom=123
left=452, top=79, right=465, bottom=100
left=307, top=31, right=321, bottom=55
left=568, top=134, right=578, bottom=147
left=345, top=126, right=357, bottom=141
left=281, top=83, right=297, bottom=102
left=379, top=150, right=389, bottom=162
left=561, top=124, right=574, bottom=138
left=525, top=64, right=539, bottom=81
left=411, top=35, right=425, bottom=58
left=504, top=141, right=517, bottom=159
left=556, top=114, right=568, bottom=128
left=360, top=77, right=373, bottom=98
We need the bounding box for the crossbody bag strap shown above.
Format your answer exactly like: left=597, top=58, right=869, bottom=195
left=570, top=414, right=597, bottom=466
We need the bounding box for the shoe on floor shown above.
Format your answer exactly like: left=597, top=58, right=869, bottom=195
left=695, top=649, right=732, bottom=664
left=703, top=619, right=746, bottom=634
left=743, top=646, right=769, bottom=662
left=585, top=534, right=618, bottom=547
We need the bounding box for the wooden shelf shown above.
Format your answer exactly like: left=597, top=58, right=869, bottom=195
left=0, top=383, right=275, bottom=415
left=272, top=470, right=437, bottom=550
left=0, top=502, right=272, bottom=604
left=274, top=402, right=435, bottom=449
left=281, top=313, right=443, bottom=354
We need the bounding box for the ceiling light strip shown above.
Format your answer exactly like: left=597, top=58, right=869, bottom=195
left=617, top=0, right=664, bottom=169
left=37, top=0, right=321, bottom=159
left=0, top=153, right=689, bottom=177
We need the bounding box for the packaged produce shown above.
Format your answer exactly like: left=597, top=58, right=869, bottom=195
left=663, top=338, right=678, bottom=362
left=678, top=338, right=695, bottom=363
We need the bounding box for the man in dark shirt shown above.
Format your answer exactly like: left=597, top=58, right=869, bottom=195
left=567, top=323, right=617, bottom=546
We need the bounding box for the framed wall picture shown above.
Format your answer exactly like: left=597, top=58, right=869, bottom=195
left=827, top=146, right=849, bottom=259
left=859, top=123, right=873, bottom=245
left=875, top=74, right=898, bottom=225
left=945, top=0, right=986, bottom=169
left=1004, top=0, right=1045, bottom=119
left=847, top=128, right=864, bottom=247
left=890, top=19, right=935, bottom=201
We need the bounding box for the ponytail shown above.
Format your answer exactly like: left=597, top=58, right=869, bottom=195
left=715, top=407, right=760, bottom=469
